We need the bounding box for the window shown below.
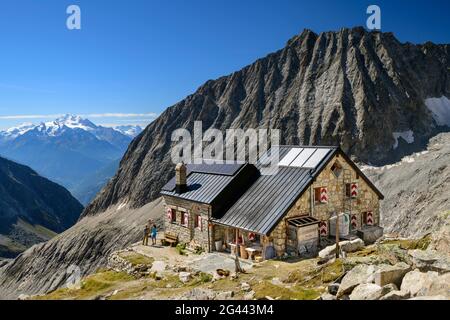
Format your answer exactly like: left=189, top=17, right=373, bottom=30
left=331, top=161, right=343, bottom=178
left=346, top=184, right=351, bottom=197
left=194, top=214, right=202, bottom=230
left=180, top=212, right=188, bottom=227
left=170, top=209, right=176, bottom=223
left=314, top=187, right=328, bottom=204
left=362, top=212, right=367, bottom=226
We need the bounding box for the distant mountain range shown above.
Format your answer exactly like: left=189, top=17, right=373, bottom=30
left=0, top=156, right=83, bottom=258
left=0, top=115, right=143, bottom=205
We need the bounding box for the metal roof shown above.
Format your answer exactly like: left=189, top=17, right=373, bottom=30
left=161, top=172, right=236, bottom=204
left=161, top=162, right=245, bottom=192
left=212, top=146, right=337, bottom=234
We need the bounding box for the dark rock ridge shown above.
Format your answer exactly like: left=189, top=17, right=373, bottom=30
left=0, top=157, right=83, bottom=258
left=84, top=27, right=450, bottom=217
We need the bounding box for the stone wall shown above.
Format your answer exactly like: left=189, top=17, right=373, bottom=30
left=163, top=196, right=211, bottom=251
left=269, top=153, right=382, bottom=256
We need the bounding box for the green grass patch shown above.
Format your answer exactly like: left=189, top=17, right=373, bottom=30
left=286, top=259, right=345, bottom=287
left=176, top=243, right=187, bottom=255
left=382, top=235, right=431, bottom=251
left=119, top=252, right=154, bottom=266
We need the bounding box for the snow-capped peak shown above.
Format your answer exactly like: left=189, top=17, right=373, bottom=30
left=0, top=114, right=143, bottom=142
left=0, top=122, right=36, bottom=139
left=113, top=125, right=143, bottom=137
left=52, top=114, right=97, bottom=130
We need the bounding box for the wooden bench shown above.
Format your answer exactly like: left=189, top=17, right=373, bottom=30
left=161, top=232, right=178, bottom=247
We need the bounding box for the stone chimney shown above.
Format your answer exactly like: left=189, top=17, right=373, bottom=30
left=175, top=162, right=187, bottom=194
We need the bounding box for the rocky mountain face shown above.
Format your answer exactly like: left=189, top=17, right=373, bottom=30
left=0, top=27, right=449, bottom=299
left=84, top=27, right=450, bottom=217
left=0, top=157, right=83, bottom=258
left=364, top=132, right=450, bottom=238
left=0, top=115, right=142, bottom=205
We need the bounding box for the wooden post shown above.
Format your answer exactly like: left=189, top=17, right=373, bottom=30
left=335, top=212, right=340, bottom=258
left=235, top=228, right=243, bottom=273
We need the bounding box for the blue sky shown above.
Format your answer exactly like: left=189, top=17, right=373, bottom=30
left=0, top=0, right=449, bottom=129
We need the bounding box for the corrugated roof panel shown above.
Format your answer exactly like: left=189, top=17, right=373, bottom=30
left=161, top=172, right=234, bottom=204
left=161, top=162, right=245, bottom=191
left=213, top=167, right=314, bottom=234
left=302, top=148, right=331, bottom=168
left=290, top=148, right=316, bottom=167
left=278, top=148, right=303, bottom=166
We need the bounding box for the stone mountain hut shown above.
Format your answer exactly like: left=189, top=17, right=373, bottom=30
left=160, top=146, right=384, bottom=261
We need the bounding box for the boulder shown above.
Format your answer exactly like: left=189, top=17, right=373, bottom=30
left=179, top=288, right=216, bottom=300
left=241, top=282, right=251, bottom=292
left=216, top=291, right=234, bottom=300
left=426, top=273, right=450, bottom=297
left=328, top=283, right=340, bottom=295
left=381, top=283, right=398, bottom=294
left=150, top=261, right=167, bottom=273
left=244, top=290, right=255, bottom=300
left=337, top=264, right=378, bottom=297
left=320, top=293, right=337, bottom=300
left=319, top=245, right=337, bottom=262
left=400, top=270, right=439, bottom=297
left=179, top=272, right=192, bottom=283
left=319, top=239, right=365, bottom=262
left=374, top=262, right=411, bottom=287
left=349, top=283, right=384, bottom=300
left=408, top=249, right=450, bottom=273
left=357, top=226, right=384, bottom=244
left=271, top=277, right=282, bottom=285
left=17, top=294, right=30, bottom=301
left=341, top=238, right=365, bottom=253
left=380, top=290, right=411, bottom=300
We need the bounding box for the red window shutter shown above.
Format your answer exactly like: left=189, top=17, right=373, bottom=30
left=351, top=214, right=358, bottom=229
left=166, top=208, right=172, bottom=220
left=367, top=211, right=374, bottom=226
left=184, top=212, right=189, bottom=227
left=351, top=183, right=358, bottom=198
left=320, top=187, right=328, bottom=203
left=319, top=220, right=328, bottom=236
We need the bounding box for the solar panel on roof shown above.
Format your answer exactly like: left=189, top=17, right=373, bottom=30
left=302, top=148, right=331, bottom=168
left=278, top=148, right=303, bottom=166
left=290, top=148, right=315, bottom=167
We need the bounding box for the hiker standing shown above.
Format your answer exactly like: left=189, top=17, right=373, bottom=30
left=151, top=224, right=157, bottom=245
left=143, top=225, right=150, bottom=246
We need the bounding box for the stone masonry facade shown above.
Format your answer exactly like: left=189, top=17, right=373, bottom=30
left=269, top=153, right=381, bottom=256
left=163, top=196, right=211, bottom=252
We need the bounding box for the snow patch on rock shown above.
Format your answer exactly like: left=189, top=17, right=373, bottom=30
left=425, top=96, right=450, bottom=127
left=393, top=130, right=414, bottom=149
